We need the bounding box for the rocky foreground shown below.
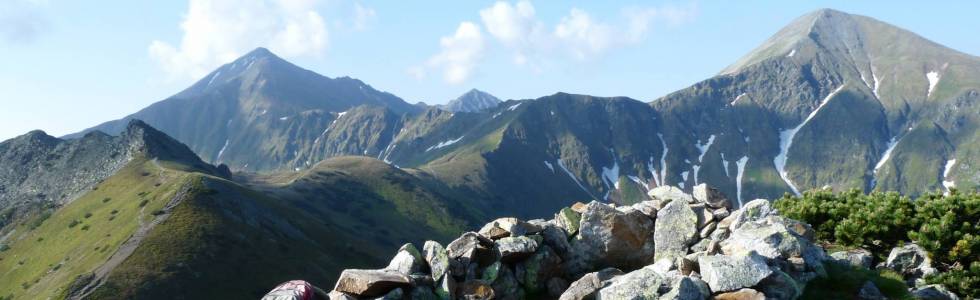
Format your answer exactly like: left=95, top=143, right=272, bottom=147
left=266, top=184, right=959, bottom=300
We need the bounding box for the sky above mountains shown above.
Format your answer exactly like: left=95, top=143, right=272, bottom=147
left=1, top=0, right=979, bottom=141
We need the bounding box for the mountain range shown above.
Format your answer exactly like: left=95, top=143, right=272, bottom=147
left=0, top=8, right=978, bottom=299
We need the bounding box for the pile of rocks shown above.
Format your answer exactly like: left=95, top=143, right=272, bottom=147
left=320, top=184, right=835, bottom=299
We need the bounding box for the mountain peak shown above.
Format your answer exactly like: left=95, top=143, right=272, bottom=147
left=441, top=89, right=501, bottom=113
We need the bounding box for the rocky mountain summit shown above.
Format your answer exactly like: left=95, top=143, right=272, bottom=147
left=278, top=184, right=959, bottom=299
left=440, top=89, right=502, bottom=113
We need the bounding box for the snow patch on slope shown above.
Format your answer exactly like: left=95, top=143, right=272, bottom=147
left=774, top=84, right=846, bottom=196
left=657, top=133, right=669, bottom=186
left=426, top=136, right=464, bottom=152
left=696, top=135, right=716, bottom=163
left=558, top=159, right=595, bottom=199
left=730, top=93, right=747, bottom=106
left=926, top=71, right=940, bottom=98
left=601, top=149, right=620, bottom=193
left=507, top=103, right=522, bottom=111
left=215, top=139, right=230, bottom=162
left=721, top=153, right=730, bottom=177
left=942, top=159, right=957, bottom=195
left=787, top=49, right=796, bottom=57
left=735, top=156, right=749, bottom=207
left=543, top=161, right=554, bottom=173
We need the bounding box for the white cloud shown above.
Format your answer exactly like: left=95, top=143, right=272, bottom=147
left=419, top=1, right=698, bottom=81
left=421, top=22, right=486, bottom=84
left=0, top=0, right=49, bottom=44
left=149, top=0, right=331, bottom=80
left=352, top=1, right=376, bottom=31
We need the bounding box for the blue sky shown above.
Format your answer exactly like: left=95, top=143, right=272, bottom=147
left=1, top=0, right=979, bottom=141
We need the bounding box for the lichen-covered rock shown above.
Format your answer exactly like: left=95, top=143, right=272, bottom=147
left=490, top=265, right=522, bottom=299
left=447, top=232, right=492, bottom=277
left=697, top=252, right=772, bottom=292
left=559, top=268, right=624, bottom=300
left=386, top=243, right=423, bottom=275
left=630, top=201, right=658, bottom=218
left=756, top=269, right=801, bottom=300
left=718, top=199, right=772, bottom=231
left=568, top=201, right=656, bottom=273
left=693, top=183, right=730, bottom=208
left=654, top=199, right=698, bottom=261
left=423, top=241, right=450, bottom=281
left=909, top=284, right=960, bottom=300
left=884, top=243, right=937, bottom=280
left=660, top=275, right=711, bottom=300
left=830, top=248, right=873, bottom=269
left=435, top=275, right=456, bottom=300
left=713, top=288, right=765, bottom=300
left=496, top=236, right=539, bottom=262
left=556, top=207, right=583, bottom=236
left=518, top=245, right=562, bottom=293
left=596, top=266, right=664, bottom=300
left=479, top=217, right=541, bottom=239
left=647, top=186, right=693, bottom=207
left=333, top=269, right=412, bottom=297
left=721, top=216, right=826, bottom=273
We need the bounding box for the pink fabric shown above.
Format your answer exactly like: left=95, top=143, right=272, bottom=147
left=262, top=280, right=314, bottom=300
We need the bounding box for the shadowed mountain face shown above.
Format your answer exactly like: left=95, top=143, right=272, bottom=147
left=59, top=9, right=979, bottom=216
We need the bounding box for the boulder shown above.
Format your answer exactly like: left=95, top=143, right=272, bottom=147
left=559, top=268, right=624, bottom=300
left=490, top=265, right=522, bottom=299
left=697, top=252, right=772, bottom=292
left=756, top=269, right=801, bottom=300
left=479, top=217, right=541, bottom=239
left=496, top=236, right=539, bottom=262
left=596, top=266, right=664, bottom=300
left=423, top=241, right=450, bottom=281
left=571, top=202, right=589, bottom=213
left=721, top=216, right=826, bottom=272
left=568, top=201, right=656, bottom=273
left=630, top=201, right=658, bottom=218
left=518, top=245, right=562, bottom=293
left=857, top=281, right=886, bottom=300
left=718, top=199, right=772, bottom=231
left=699, top=221, right=717, bottom=239
left=556, top=207, right=583, bottom=236
left=713, top=288, right=765, bottom=300
left=884, top=243, right=937, bottom=279
left=538, top=223, right=572, bottom=259
left=409, top=287, right=439, bottom=300
left=830, top=249, right=873, bottom=269
left=333, top=269, right=412, bottom=297
left=547, top=277, right=570, bottom=298
left=261, top=280, right=328, bottom=300
left=386, top=243, right=423, bottom=275
left=654, top=199, right=698, bottom=261
left=660, top=275, right=711, bottom=300
left=376, top=288, right=404, bottom=300
left=910, top=284, right=960, bottom=300
left=447, top=232, right=492, bottom=276
left=692, top=183, right=730, bottom=208
left=647, top=186, right=693, bottom=207
left=690, top=203, right=713, bottom=229
left=327, top=290, right=357, bottom=300
left=435, top=275, right=456, bottom=300
left=458, top=280, right=495, bottom=300
left=712, top=207, right=731, bottom=220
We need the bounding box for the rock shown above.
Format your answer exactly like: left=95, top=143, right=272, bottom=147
left=459, top=280, right=495, bottom=300
left=559, top=268, right=624, bottom=300
left=699, top=221, right=717, bottom=238
left=660, top=275, right=711, bottom=300
left=857, top=281, right=886, bottom=300
left=568, top=201, right=656, bottom=273
left=375, top=288, right=404, bottom=300
left=547, top=277, right=570, bottom=298
left=693, top=183, right=730, bottom=208
left=712, top=207, right=731, bottom=220
left=387, top=243, right=423, bottom=275
left=596, top=266, right=664, bottom=300
left=479, top=217, right=541, bottom=239
left=647, top=186, right=693, bottom=207
left=631, top=201, right=658, bottom=218
left=435, top=275, right=456, bottom=300
left=519, top=245, right=562, bottom=293
left=910, top=284, right=960, bottom=300
left=423, top=241, right=450, bottom=281
left=327, top=290, right=356, bottom=300
left=556, top=207, right=583, bottom=236
left=713, top=288, right=765, bottom=300
left=538, top=223, right=572, bottom=259
left=408, top=274, right=435, bottom=287
left=697, top=252, right=772, bottom=292
left=650, top=258, right=675, bottom=274
left=654, top=198, right=698, bottom=261
left=496, top=236, right=539, bottom=262
left=718, top=199, right=772, bottom=231
left=756, top=269, right=801, bottom=300
left=262, top=280, right=329, bottom=300
left=830, top=249, right=874, bottom=269
left=334, top=269, right=412, bottom=297
left=447, top=232, right=492, bottom=276
left=409, top=287, right=439, bottom=300
left=490, top=265, right=522, bottom=299
left=721, top=216, right=826, bottom=273
left=690, top=203, right=712, bottom=229
left=676, top=257, right=696, bottom=276
left=571, top=202, right=589, bottom=213
left=885, top=243, right=937, bottom=280
left=690, top=238, right=711, bottom=253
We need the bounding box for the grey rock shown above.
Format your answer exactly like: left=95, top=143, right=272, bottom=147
left=409, top=287, right=439, bottom=300
left=712, top=207, right=731, bottom=220
left=830, top=248, right=873, bottom=269
left=479, top=217, right=541, bottom=239
left=676, top=257, right=696, bottom=276
left=496, top=236, right=539, bottom=262
left=693, top=183, right=730, bottom=208
left=596, top=266, right=664, bottom=300
left=631, top=201, right=659, bottom=218
left=547, top=277, right=570, bottom=298
left=718, top=199, right=772, bottom=231
left=858, top=281, right=886, bottom=300
left=538, top=223, right=572, bottom=259
left=423, top=241, right=450, bottom=281
left=756, top=269, right=801, bottom=300
left=386, top=243, right=423, bottom=275
left=518, top=245, right=562, bottom=293
left=660, top=275, right=711, bottom=300
left=490, top=265, right=522, bottom=300
left=375, top=288, right=404, bottom=300
left=435, top=275, right=456, bottom=300
left=655, top=199, right=698, bottom=261
left=333, top=269, right=412, bottom=297
left=697, top=252, right=772, bottom=292
left=327, top=290, right=357, bottom=300
left=722, top=216, right=826, bottom=273
left=700, top=221, right=717, bottom=238
left=885, top=243, right=937, bottom=280
left=910, top=284, right=960, bottom=300
left=647, top=186, right=693, bottom=207
left=690, top=203, right=712, bottom=230
left=555, top=207, right=583, bottom=236
left=559, top=268, right=624, bottom=300
left=568, top=201, right=656, bottom=273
